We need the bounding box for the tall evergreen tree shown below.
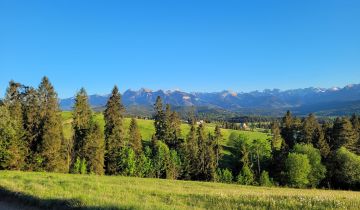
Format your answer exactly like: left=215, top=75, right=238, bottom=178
left=37, top=77, right=66, bottom=172
left=104, top=86, right=125, bottom=174
left=332, top=117, right=357, bottom=152
left=22, top=87, right=41, bottom=169
left=72, top=88, right=93, bottom=168
left=314, top=126, right=330, bottom=158
left=154, top=96, right=165, bottom=141
left=271, top=121, right=283, bottom=151
left=300, top=113, right=319, bottom=144
left=281, top=111, right=296, bottom=148
left=4, top=81, right=24, bottom=125
left=84, top=123, right=105, bottom=175
left=2, top=81, right=26, bottom=170
left=0, top=106, right=25, bottom=170
left=183, top=118, right=198, bottom=179
left=213, top=125, right=222, bottom=168
left=128, top=118, right=142, bottom=155
left=168, top=110, right=182, bottom=149
left=350, top=114, right=360, bottom=154
left=195, top=124, right=216, bottom=181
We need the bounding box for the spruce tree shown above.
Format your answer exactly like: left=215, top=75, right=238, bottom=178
left=169, top=111, right=182, bottom=149
left=104, top=86, right=125, bottom=174
left=128, top=118, right=143, bottom=155
left=154, top=96, right=165, bottom=141
left=22, top=87, right=41, bottom=169
left=4, top=81, right=24, bottom=125
left=195, top=124, right=216, bottom=181
left=332, top=117, right=357, bottom=152
left=37, top=77, right=66, bottom=172
left=2, top=81, right=26, bottom=170
left=72, top=88, right=93, bottom=169
left=350, top=114, right=360, bottom=154
left=213, top=125, right=222, bottom=168
left=183, top=119, right=198, bottom=179
left=196, top=123, right=207, bottom=180
left=0, top=106, right=25, bottom=170
left=314, top=126, right=330, bottom=158
left=281, top=111, right=296, bottom=148
left=84, top=123, right=105, bottom=175
left=270, top=121, right=283, bottom=150
left=300, top=113, right=319, bottom=144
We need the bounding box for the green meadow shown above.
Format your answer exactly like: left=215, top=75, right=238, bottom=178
left=0, top=170, right=359, bottom=210
left=61, top=111, right=269, bottom=145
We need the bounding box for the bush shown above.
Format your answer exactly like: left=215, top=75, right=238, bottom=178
left=237, top=165, right=254, bottom=185
left=259, top=171, right=273, bottom=187
left=80, top=158, right=87, bottom=174
left=216, top=168, right=233, bottom=183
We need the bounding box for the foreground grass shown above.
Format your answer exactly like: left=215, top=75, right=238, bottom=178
left=0, top=171, right=360, bottom=210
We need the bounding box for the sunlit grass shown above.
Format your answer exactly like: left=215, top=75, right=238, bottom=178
left=1, top=171, right=359, bottom=209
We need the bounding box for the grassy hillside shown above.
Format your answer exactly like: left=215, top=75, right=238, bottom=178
left=0, top=171, right=359, bottom=210
left=61, top=111, right=269, bottom=144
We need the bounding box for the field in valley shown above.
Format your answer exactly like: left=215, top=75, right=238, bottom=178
left=0, top=171, right=359, bottom=210
left=61, top=111, right=269, bottom=145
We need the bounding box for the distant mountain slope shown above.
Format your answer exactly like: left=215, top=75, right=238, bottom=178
left=60, top=84, right=360, bottom=116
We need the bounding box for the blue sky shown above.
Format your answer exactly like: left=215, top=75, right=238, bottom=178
left=0, top=0, right=359, bottom=98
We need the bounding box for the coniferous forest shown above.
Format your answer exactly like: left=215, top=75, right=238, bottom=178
left=1, top=77, right=360, bottom=191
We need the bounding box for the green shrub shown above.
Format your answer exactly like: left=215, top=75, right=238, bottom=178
left=237, top=165, right=254, bottom=185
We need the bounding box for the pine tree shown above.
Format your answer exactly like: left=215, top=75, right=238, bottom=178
left=37, top=77, right=66, bottom=172
left=169, top=111, right=182, bottom=149
left=72, top=88, right=93, bottom=170
left=194, top=124, right=216, bottom=181
left=104, top=86, right=125, bottom=174
left=22, top=87, right=41, bottom=169
left=213, top=125, right=222, bottom=168
left=205, top=133, right=217, bottom=181
left=270, top=121, right=283, bottom=150
left=164, top=104, right=172, bottom=145
left=281, top=111, right=296, bottom=148
left=4, top=81, right=24, bottom=125
left=314, top=126, right=330, bottom=158
left=0, top=106, right=25, bottom=170
left=323, top=121, right=334, bottom=150
left=332, top=117, right=357, bottom=152
left=2, top=81, right=26, bottom=170
left=183, top=119, right=198, bottom=179
left=84, top=123, right=105, bottom=175
left=196, top=124, right=207, bottom=180
left=350, top=114, right=360, bottom=154
left=154, top=96, right=165, bottom=141
left=128, top=118, right=142, bottom=155
left=300, top=113, right=319, bottom=144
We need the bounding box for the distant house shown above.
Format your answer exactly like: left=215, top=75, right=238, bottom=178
left=241, top=123, right=249, bottom=130
left=196, top=120, right=204, bottom=125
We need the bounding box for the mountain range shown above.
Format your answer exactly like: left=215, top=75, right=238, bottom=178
left=60, top=84, right=360, bottom=117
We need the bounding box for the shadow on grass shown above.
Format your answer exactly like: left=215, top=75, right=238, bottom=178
left=0, top=187, right=135, bottom=210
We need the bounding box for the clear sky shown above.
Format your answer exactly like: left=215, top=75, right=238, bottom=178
left=0, top=0, right=359, bottom=98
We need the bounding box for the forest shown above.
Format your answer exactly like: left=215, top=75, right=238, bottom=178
left=0, top=77, right=360, bottom=191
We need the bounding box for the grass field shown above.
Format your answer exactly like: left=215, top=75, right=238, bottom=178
left=61, top=111, right=270, bottom=145
left=0, top=171, right=360, bottom=210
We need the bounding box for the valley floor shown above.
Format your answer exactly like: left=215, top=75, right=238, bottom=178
left=0, top=171, right=360, bottom=210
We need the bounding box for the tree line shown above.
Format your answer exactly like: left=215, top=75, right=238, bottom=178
left=0, top=77, right=360, bottom=190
